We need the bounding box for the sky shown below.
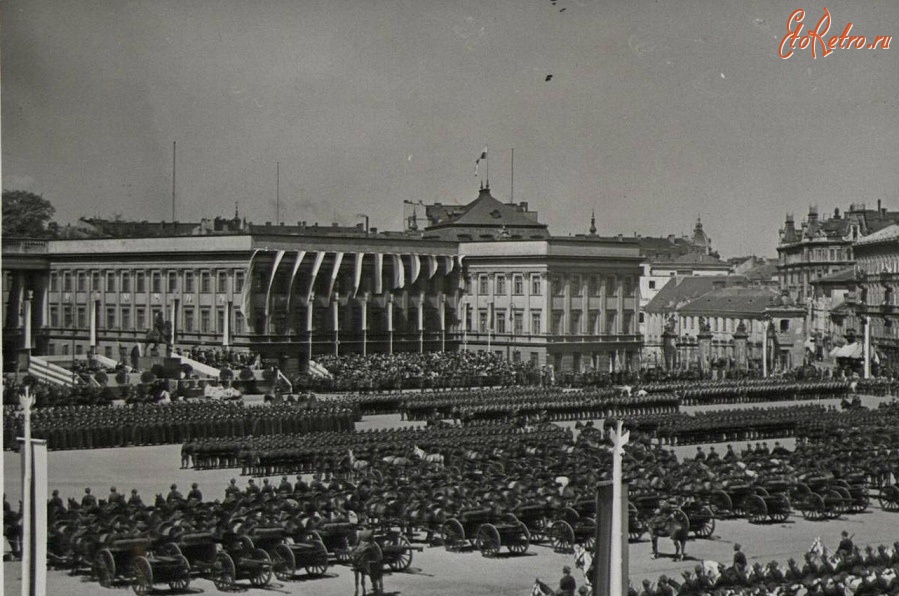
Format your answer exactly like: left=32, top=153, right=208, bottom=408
left=2, top=0, right=898, bottom=257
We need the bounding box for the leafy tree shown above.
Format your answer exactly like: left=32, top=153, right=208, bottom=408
left=2, top=190, right=56, bottom=237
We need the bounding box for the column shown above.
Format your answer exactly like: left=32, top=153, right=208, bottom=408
left=169, top=298, right=179, bottom=355
left=223, top=301, right=231, bottom=349
left=581, top=276, right=588, bottom=336
left=306, top=295, right=314, bottom=360
left=563, top=275, right=571, bottom=336
left=22, top=291, right=33, bottom=352
left=361, top=295, right=368, bottom=356
left=599, top=274, right=607, bottom=335
left=89, top=296, right=98, bottom=351
left=387, top=294, right=394, bottom=355
left=864, top=316, right=871, bottom=379
left=418, top=292, right=425, bottom=353
left=333, top=293, right=339, bottom=356
left=439, top=293, right=446, bottom=352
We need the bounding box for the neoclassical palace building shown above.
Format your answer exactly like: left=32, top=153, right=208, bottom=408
left=2, top=185, right=644, bottom=374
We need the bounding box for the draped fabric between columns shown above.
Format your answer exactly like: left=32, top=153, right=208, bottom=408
left=426, top=254, right=438, bottom=279
left=264, top=250, right=287, bottom=320
left=305, top=251, right=325, bottom=303
left=409, top=254, right=421, bottom=285
left=284, top=251, right=306, bottom=315
left=238, top=249, right=261, bottom=322
left=374, top=253, right=384, bottom=295
left=352, top=253, right=364, bottom=298
left=325, top=252, right=344, bottom=301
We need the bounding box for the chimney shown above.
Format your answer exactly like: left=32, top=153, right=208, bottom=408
left=878, top=199, right=882, bottom=213
left=370, top=227, right=378, bottom=234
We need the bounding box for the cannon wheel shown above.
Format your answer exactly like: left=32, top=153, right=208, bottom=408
left=528, top=516, right=548, bottom=544
left=745, top=495, right=768, bottom=525
left=249, top=548, right=273, bottom=587
left=802, top=494, right=825, bottom=521
left=306, top=539, right=330, bottom=576
left=167, top=555, right=191, bottom=591
left=95, top=548, right=115, bottom=588
left=158, top=542, right=182, bottom=557
left=131, top=556, right=153, bottom=596
left=879, top=486, right=899, bottom=511
left=272, top=543, right=296, bottom=581
left=709, top=490, right=733, bottom=518
left=693, top=506, right=716, bottom=537
left=387, top=535, right=413, bottom=571
left=770, top=495, right=791, bottom=523
left=334, top=535, right=352, bottom=564
left=213, top=552, right=236, bottom=591
left=477, top=524, right=501, bottom=558
left=581, top=518, right=597, bottom=550
left=551, top=521, right=575, bottom=553
left=442, top=519, right=465, bottom=552
left=627, top=502, right=644, bottom=541
left=823, top=490, right=844, bottom=519
left=507, top=524, right=530, bottom=556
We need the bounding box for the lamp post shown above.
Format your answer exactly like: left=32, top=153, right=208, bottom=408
left=20, top=386, right=33, bottom=596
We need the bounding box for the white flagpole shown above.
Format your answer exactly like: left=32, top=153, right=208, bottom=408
left=21, top=387, right=33, bottom=596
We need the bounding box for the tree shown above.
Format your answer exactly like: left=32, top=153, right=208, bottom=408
left=2, top=190, right=56, bottom=237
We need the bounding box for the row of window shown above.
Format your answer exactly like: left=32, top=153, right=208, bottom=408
left=49, top=270, right=245, bottom=294
left=48, top=305, right=245, bottom=334
left=470, top=273, right=636, bottom=298
left=465, top=309, right=634, bottom=335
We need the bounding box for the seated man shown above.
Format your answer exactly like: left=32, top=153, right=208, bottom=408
left=556, top=565, right=577, bottom=596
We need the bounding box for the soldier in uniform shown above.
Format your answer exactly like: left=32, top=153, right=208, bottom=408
left=48, top=490, right=65, bottom=514
left=108, top=486, right=125, bottom=507
left=187, top=483, right=203, bottom=502
left=166, top=484, right=184, bottom=503
left=128, top=489, right=144, bottom=508
left=225, top=479, right=241, bottom=500
left=81, top=487, right=97, bottom=509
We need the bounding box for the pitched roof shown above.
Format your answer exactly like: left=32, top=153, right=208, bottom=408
left=855, top=223, right=899, bottom=246
left=644, top=276, right=747, bottom=313
left=426, top=186, right=548, bottom=231
left=811, top=267, right=857, bottom=285
left=677, top=286, right=782, bottom=316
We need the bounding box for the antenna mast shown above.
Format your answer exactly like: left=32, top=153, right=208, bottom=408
left=171, top=141, right=176, bottom=221
left=276, top=162, right=280, bottom=224
left=510, top=148, right=514, bottom=204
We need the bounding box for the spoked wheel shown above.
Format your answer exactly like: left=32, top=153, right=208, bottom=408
left=131, top=556, right=153, bottom=596
left=694, top=506, right=716, bottom=537
left=388, top=535, right=413, bottom=571
left=95, top=548, right=115, bottom=588
left=249, top=548, right=273, bottom=587
left=551, top=521, right=575, bottom=553
left=477, top=524, right=501, bottom=558
left=769, top=496, right=791, bottom=523
left=507, top=524, right=530, bottom=556
left=823, top=491, right=845, bottom=519
left=746, top=495, right=768, bottom=525
left=167, top=555, right=191, bottom=591
left=305, top=540, right=330, bottom=577
left=272, top=543, right=296, bottom=581
left=442, top=519, right=465, bottom=552
left=213, top=552, right=235, bottom=591
left=528, top=517, right=548, bottom=544
left=335, top=535, right=351, bottom=565
left=802, top=495, right=825, bottom=521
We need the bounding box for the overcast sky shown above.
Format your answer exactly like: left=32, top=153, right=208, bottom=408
left=3, top=0, right=897, bottom=257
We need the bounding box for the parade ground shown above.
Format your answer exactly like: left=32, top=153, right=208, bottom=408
left=4, top=395, right=898, bottom=596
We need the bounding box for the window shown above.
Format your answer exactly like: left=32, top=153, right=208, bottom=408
left=606, top=312, right=617, bottom=334
left=496, top=310, right=506, bottom=334
left=478, top=310, right=488, bottom=332
left=530, top=353, right=539, bottom=366
left=63, top=272, right=72, bottom=292
left=75, top=344, right=83, bottom=355
left=184, top=308, right=195, bottom=332
left=234, top=312, right=244, bottom=334
left=151, top=307, right=162, bottom=325
left=465, top=306, right=472, bottom=331
left=76, top=306, right=87, bottom=329
left=570, top=275, right=581, bottom=296
left=570, top=311, right=581, bottom=335
left=217, top=309, right=225, bottom=332
left=780, top=319, right=790, bottom=332
left=121, top=307, right=131, bottom=330
left=167, top=272, right=177, bottom=293
left=531, top=275, right=542, bottom=295
left=50, top=272, right=58, bottom=292
left=63, top=305, right=73, bottom=327
left=201, top=272, right=211, bottom=293
left=513, top=311, right=523, bottom=335
left=106, top=272, right=116, bottom=292
left=106, top=307, right=116, bottom=329
left=61, top=344, right=69, bottom=356
left=552, top=276, right=564, bottom=296
left=478, top=275, right=488, bottom=295
left=217, top=272, right=228, bottom=293
left=531, top=312, right=542, bottom=334
left=47, top=344, right=55, bottom=356
left=136, top=272, right=146, bottom=293
left=496, top=275, right=506, bottom=295
left=513, top=350, right=521, bottom=363
left=121, top=272, right=131, bottom=293
left=104, top=346, right=113, bottom=359
left=50, top=306, right=59, bottom=327
left=92, top=272, right=101, bottom=292
left=235, top=272, right=245, bottom=293
left=136, top=307, right=146, bottom=331
left=77, top=272, right=87, bottom=292
left=184, top=272, right=194, bottom=293
left=649, top=280, right=656, bottom=290
left=552, top=311, right=563, bottom=335
left=152, top=272, right=162, bottom=293
left=513, top=275, right=523, bottom=295
left=464, top=276, right=472, bottom=294
left=201, top=308, right=211, bottom=332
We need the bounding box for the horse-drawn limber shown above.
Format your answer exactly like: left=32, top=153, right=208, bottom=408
left=154, top=531, right=233, bottom=591
left=791, top=478, right=846, bottom=520
left=369, top=528, right=423, bottom=571
left=91, top=533, right=191, bottom=595
left=513, top=503, right=552, bottom=544
left=550, top=499, right=596, bottom=553
left=308, top=520, right=358, bottom=563
left=743, top=493, right=791, bottom=524
left=705, top=484, right=769, bottom=519
left=474, top=513, right=530, bottom=557
left=831, top=477, right=870, bottom=514
left=248, top=527, right=330, bottom=581
left=441, top=507, right=495, bottom=553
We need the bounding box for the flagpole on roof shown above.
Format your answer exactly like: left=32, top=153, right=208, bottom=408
left=510, top=147, right=514, bottom=205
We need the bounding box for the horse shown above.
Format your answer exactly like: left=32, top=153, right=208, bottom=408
left=532, top=578, right=555, bottom=596
left=351, top=536, right=383, bottom=596
left=412, top=445, right=444, bottom=468
left=573, top=544, right=594, bottom=588
left=650, top=511, right=688, bottom=560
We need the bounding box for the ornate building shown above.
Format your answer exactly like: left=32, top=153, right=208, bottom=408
left=3, top=185, right=644, bottom=375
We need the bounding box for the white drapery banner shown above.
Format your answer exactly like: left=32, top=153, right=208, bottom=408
left=284, top=250, right=307, bottom=315
left=374, top=253, right=384, bottom=295
left=305, top=251, right=325, bottom=303
left=264, top=250, right=287, bottom=319
left=325, top=252, right=345, bottom=302
left=392, top=254, right=405, bottom=289
left=409, top=254, right=421, bottom=285
left=238, top=249, right=261, bottom=322
left=352, top=253, right=365, bottom=298
left=426, top=254, right=438, bottom=279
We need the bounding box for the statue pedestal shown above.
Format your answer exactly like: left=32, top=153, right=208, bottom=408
left=138, top=356, right=183, bottom=378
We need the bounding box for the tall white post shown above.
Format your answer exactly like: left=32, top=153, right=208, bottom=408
left=306, top=296, right=315, bottom=360
left=89, top=298, right=98, bottom=351
left=20, top=387, right=33, bottom=596
left=439, top=294, right=446, bottom=352
left=169, top=298, right=179, bottom=353
left=762, top=320, right=768, bottom=378
left=863, top=316, right=871, bottom=379
left=418, top=292, right=425, bottom=354
left=609, top=420, right=629, bottom=596
left=223, top=301, right=231, bottom=349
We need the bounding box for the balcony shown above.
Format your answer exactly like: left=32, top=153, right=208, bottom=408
left=2, top=240, right=49, bottom=254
